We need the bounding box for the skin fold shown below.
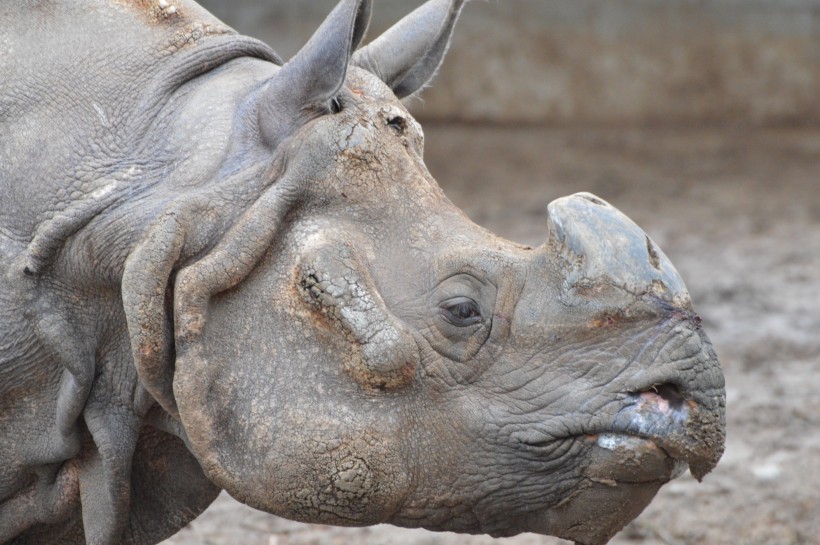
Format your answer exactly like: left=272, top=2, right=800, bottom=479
left=0, top=1, right=725, bottom=544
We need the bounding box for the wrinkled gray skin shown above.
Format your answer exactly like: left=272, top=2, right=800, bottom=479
left=0, top=1, right=726, bottom=544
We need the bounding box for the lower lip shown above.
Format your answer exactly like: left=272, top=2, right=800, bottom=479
left=592, top=433, right=689, bottom=481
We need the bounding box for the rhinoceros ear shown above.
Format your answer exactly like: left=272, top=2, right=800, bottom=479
left=353, top=0, right=465, bottom=99
left=258, top=0, right=372, bottom=148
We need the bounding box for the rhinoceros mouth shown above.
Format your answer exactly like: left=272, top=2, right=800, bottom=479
left=512, top=377, right=719, bottom=485
left=616, top=382, right=691, bottom=441
left=508, top=389, right=698, bottom=545
left=583, top=381, right=721, bottom=483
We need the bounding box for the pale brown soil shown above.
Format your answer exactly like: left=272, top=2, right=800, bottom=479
left=161, top=127, right=820, bottom=545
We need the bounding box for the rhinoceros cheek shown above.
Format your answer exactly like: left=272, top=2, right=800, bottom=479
left=174, top=353, right=410, bottom=525
left=246, top=428, right=412, bottom=526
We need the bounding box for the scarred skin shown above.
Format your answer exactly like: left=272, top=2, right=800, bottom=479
left=0, top=1, right=725, bottom=545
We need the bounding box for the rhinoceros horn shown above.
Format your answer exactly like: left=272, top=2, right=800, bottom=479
left=257, top=0, right=372, bottom=148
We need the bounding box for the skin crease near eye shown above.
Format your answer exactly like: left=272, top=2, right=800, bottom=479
left=330, top=96, right=342, bottom=113
left=424, top=272, right=496, bottom=363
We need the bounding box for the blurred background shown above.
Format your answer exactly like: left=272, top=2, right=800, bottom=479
left=198, top=0, right=820, bottom=126
left=164, top=1, right=820, bottom=544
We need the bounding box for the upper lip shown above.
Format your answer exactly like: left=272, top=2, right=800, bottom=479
left=514, top=381, right=724, bottom=481
left=514, top=315, right=726, bottom=480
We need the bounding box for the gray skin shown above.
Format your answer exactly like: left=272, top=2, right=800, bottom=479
left=0, top=1, right=726, bottom=545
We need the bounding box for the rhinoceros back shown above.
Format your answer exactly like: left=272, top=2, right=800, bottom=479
left=0, top=0, right=276, bottom=242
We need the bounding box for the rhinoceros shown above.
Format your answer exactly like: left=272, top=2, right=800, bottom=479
left=0, top=0, right=725, bottom=544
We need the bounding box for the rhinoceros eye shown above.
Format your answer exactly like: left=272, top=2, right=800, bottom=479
left=441, top=297, right=482, bottom=327
left=329, top=96, right=342, bottom=114
left=387, top=115, right=407, bottom=134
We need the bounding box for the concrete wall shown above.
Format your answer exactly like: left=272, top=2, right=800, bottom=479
left=199, top=0, right=820, bottom=125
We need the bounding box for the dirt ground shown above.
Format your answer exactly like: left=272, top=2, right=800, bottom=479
left=161, top=126, right=820, bottom=545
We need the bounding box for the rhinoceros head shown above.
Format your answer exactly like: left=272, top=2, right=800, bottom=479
left=123, top=1, right=725, bottom=543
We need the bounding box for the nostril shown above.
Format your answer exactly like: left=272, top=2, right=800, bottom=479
left=632, top=383, right=686, bottom=413
left=387, top=115, right=407, bottom=134
left=653, top=383, right=685, bottom=409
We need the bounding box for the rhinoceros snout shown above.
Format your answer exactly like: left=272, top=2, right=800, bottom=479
left=545, top=192, right=691, bottom=309
left=538, top=194, right=727, bottom=483
left=594, top=317, right=726, bottom=482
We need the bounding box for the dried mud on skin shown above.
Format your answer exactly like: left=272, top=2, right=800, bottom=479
left=161, top=127, right=820, bottom=545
